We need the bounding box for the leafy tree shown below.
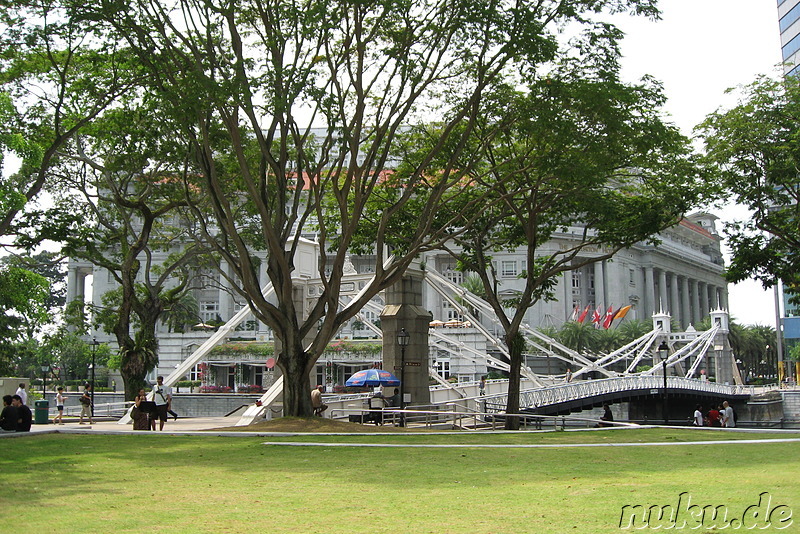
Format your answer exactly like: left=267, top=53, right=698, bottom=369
left=0, top=2, right=139, bottom=239
left=698, top=75, right=800, bottom=296
left=24, top=100, right=212, bottom=400
left=70, top=0, right=662, bottom=416
left=0, top=265, right=50, bottom=373
left=434, top=61, right=709, bottom=428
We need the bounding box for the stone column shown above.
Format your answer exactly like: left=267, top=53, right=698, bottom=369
left=669, top=272, right=680, bottom=321
left=594, top=261, right=605, bottom=309
left=658, top=269, right=668, bottom=312
left=699, top=281, right=708, bottom=319
left=680, top=276, right=691, bottom=328
left=691, top=279, right=701, bottom=325
left=381, top=268, right=432, bottom=407
left=644, top=267, right=655, bottom=317
left=67, top=267, right=79, bottom=303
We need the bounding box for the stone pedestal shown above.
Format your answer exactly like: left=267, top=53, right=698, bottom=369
left=380, top=269, right=432, bottom=407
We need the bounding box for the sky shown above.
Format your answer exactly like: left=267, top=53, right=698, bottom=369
left=607, top=0, right=784, bottom=326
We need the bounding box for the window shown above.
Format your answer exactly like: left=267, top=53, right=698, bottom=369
left=200, top=301, right=219, bottom=322
left=629, top=269, right=636, bottom=286
left=501, top=260, right=518, bottom=278
left=435, top=359, right=450, bottom=379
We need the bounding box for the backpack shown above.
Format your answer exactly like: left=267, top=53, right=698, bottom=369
left=79, top=394, right=91, bottom=406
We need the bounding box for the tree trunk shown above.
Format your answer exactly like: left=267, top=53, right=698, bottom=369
left=277, top=348, right=314, bottom=417
left=504, top=331, right=524, bottom=430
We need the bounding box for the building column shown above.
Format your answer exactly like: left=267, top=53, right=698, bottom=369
left=680, top=276, right=691, bottom=328
left=699, top=281, right=708, bottom=319
left=691, top=279, right=701, bottom=325
left=720, top=284, right=729, bottom=311
left=669, top=272, right=680, bottom=322
left=644, top=267, right=655, bottom=317
left=658, top=269, right=668, bottom=312
left=67, top=267, right=79, bottom=303
left=594, top=261, right=605, bottom=309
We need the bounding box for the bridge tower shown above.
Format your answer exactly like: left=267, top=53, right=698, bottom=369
left=709, top=308, right=738, bottom=384
left=381, top=266, right=432, bottom=407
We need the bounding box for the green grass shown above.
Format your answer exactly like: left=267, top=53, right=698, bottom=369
left=1, top=429, right=798, bottom=533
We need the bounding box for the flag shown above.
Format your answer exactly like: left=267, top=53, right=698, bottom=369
left=571, top=305, right=579, bottom=321
left=602, top=305, right=615, bottom=329
left=577, top=305, right=590, bottom=323
left=591, top=307, right=602, bottom=328
left=614, top=305, right=632, bottom=321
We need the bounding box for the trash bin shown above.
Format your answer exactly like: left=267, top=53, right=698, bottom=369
left=34, top=399, right=50, bottom=425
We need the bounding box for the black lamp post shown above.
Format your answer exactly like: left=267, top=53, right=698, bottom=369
left=41, top=364, right=50, bottom=396
left=397, top=328, right=409, bottom=427
left=90, top=337, right=100, bottom=416
left=658, top=340, right=669, bottom=425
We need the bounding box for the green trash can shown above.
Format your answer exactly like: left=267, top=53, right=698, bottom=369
left=34, top=399, right=50, bottom=424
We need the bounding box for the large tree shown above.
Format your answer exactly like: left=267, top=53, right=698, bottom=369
left=427, top=60, right=710, bottom=428
left=698, top=74, right=800, bottom=294
left=72, top=0, right=661, bottom=415
left=22, top=100, right=212, bottom=399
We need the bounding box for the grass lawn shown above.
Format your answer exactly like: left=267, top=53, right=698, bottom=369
left=1, top=426, right=798, bottom=533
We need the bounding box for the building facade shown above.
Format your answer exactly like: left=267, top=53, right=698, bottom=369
left=67, top=210, right=728, bottom=387
left=780, top=0, right=800, bottom=76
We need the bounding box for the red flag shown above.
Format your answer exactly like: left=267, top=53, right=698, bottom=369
left=602, top=305, right=616, bottom=329
left=591, top=307, right=602, bottom=328
left=571, top=305, right=579, bottom=321
left=577, top=305, right=590, bottom=323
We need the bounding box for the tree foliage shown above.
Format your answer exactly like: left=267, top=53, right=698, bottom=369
left=61, top=0, right=663, bottom=416
left=698, top=75, right=800, bottom=296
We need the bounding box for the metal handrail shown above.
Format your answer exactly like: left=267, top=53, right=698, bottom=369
left=477, top=376, right=755, bottom=412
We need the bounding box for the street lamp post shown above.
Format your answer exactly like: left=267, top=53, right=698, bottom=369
left=397, top=328, right=409, bottom=427
left=41, top=364, right=50, bottom=397
left=90, top=337, right=100, bottom=416
left=658, top=340, right=669, bottom=425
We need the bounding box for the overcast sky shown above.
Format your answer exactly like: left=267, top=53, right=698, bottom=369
left=608, top=0, right=783, bottom=326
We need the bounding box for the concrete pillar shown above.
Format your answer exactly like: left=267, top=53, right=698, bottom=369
left=645, top=267, right=655, bottom=317
left=658, top=269, right=668, bottom=312
left=699, top=281, right=708, bottom=319
left=669, top=272, right=680, bottom=321
left=691, top=279, right=701, bottom=325
left=680, top=276, right=691, bottom=328
left=67, top=267, right=79, bottom=303
left=380, top=268, right=432, bottom=407
left=720, top=284, right=729, bottom=311
left=594, top=261, right=605, bottom=309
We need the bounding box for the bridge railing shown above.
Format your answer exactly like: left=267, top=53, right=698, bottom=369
left=480, top=376, right=755, bottom=411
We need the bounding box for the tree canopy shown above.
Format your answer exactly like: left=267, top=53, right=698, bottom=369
left=698, top=74, right=800, bottom=295
left=56, top=0, right=664, bottom=415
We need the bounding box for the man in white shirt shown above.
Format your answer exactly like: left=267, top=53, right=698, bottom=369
left=15, top=383, right=27, bottom=406
left=152, top=376, right=172, bottom=431
left=722, top=400, right=735, bottom=428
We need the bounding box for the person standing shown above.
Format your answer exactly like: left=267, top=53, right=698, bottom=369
left=152, top=376, right=172, bottom=430
left=693, top=404, right=703, bottom=426
left=707, top=405, right=721, bottom=427
left=479, top=376, right=487, bottom=395
left=79, top=386, right=93, bottom=424
left=722, top=401, right=736, bottom=428
left=15, top=383, right=27, bottom=406
left=12, top=395, right=32, bottom=431
left=132, top=388, right=151, bottom=431
left=565, top=368, right=573, bottom=383
left=54, top=387, right=66, bottom=425
left=1, top=395, right=18, bottom=431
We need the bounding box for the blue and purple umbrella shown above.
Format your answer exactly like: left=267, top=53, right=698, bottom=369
left=345, top=368, right=401, bottom=387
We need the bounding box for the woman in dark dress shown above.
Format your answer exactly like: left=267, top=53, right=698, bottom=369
left=132, top=388, right=150, bottom=430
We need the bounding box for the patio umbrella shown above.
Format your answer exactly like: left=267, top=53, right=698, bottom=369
left=345, top=368, right=401, bottom=387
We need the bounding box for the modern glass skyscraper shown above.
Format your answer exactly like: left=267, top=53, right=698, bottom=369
left=779, top=0, right=800, bottom=75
